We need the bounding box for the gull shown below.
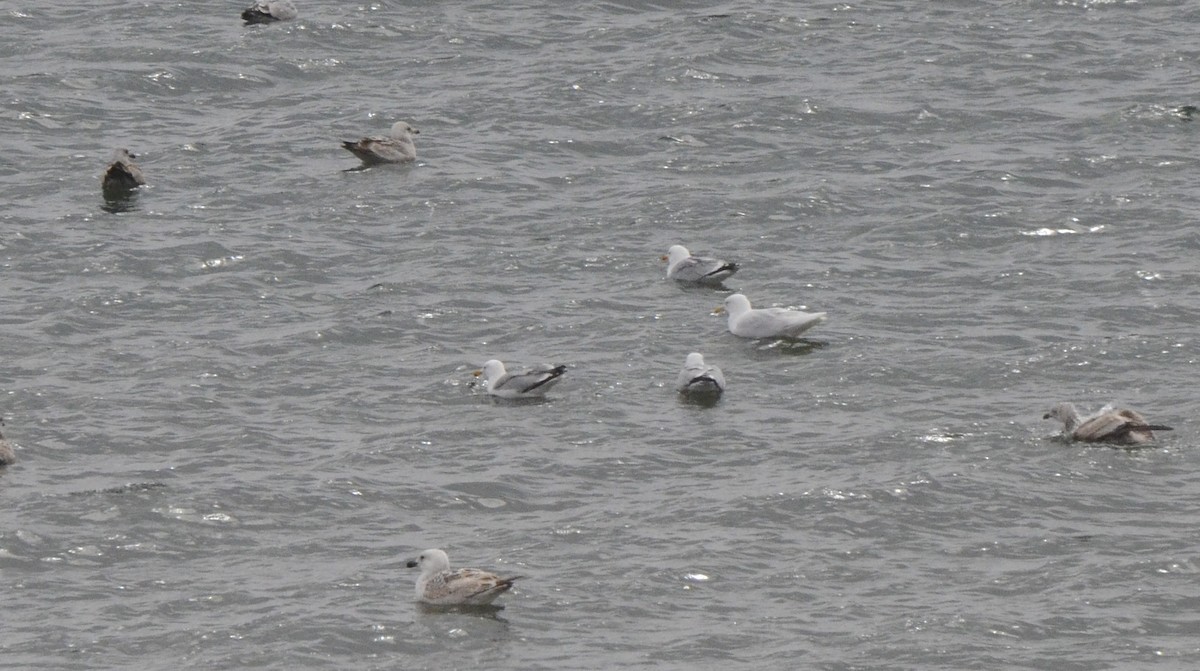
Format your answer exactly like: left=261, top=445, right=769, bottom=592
left=716, top=293, right=826, bottom=339
left=341, top=121, right=419, bottom=166
left=101, top=149, right=145, bottom=195
left=663, top=244, right=739, bottom=285
left=1044, top=402, right=1173, bottom=446
left=405, top=548, right=522, bottom=606
left=242, top=0, right=298, bottom=24
left=676, top=352, right=725, bottom=395
left=0, top=420, right=14, bottom=466
left=474, top=359, right=567, bottom=399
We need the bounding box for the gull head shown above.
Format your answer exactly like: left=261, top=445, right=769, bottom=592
left=406, top=548, right=450, bottom=573
left=390, top=121, right=419, bottom=138
left=476, top=359, right=507, bottom=384
left=685, top=352, right=706, bottom=368
left=721, top=293, right=752, bottom=318
left=665, top=244, right=690, bottom=266
left=1043, top=402, right=1074, bottom=422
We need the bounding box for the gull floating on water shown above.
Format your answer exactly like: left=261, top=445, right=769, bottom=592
left=406, top=548, right=522, bottom=606
left=101, top=149, right=145, bottom=196
left=663, top=244, right=739, bottom=285
left=716, top=293, right=826, bottom=339
left=341, top=121, right=419, bottom=166
left=1043, top=402, right=1173, bottom=445
left=474, top=359, right=567, bottom=399
left=0, top=420, right=15, bottom=466
left=242, top=0, right=298, bottom=24
left=676, top=352, right=725, bottom=395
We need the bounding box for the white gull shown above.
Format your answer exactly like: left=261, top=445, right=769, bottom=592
left=474, top=359, right=567, bottom=398
left=663, top=244, right=739, bottom=285
left=716, top=293, right=826, bottom=339
left=675, top=352, right=725, bottom=395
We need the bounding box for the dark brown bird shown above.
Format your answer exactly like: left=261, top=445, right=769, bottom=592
left=101, top=148, right=146, bottom=196
left=1044, top=402, right=1173, bottom=445
left=242, top=1, right=297, bottom=24
left=0, top=420, right=16, bottom=466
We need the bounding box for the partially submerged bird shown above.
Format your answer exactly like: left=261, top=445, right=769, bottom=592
left=716, top=293, right=826, bottom=339
left=101, top=149, right=145, bottom=196
left=0, top=420, right=15, bottom=466
left=405, top=548, right=522, bottom=606
left=242, top=0, right=298, bottom=24
left=663, top=244, right=739, bottom=285
left=675, top=352, right=725, bottom=395
left=341, top=121, right=419, bottom=166
left=1043, top=402, right=1173, bottom=446
left=474, top=359, right=567, bottom=399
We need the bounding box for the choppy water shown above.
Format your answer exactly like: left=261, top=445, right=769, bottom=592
left=3, top=1, right=1200, bottom=669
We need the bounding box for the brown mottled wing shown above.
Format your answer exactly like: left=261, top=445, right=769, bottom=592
left=1074, top=409, right=1170, bottom=445
left=429, top=568, right=521, bottom=605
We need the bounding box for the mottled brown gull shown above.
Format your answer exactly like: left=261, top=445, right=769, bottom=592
left=341, top=121, right=418, bottom=166
left=663, top=244, right=739, bottom=285
left=676, top=352, right=725, bottom=395
left=716, top=293, right=826, bottom=339
left=1043, top=402, right=1173, bottom=445
left=405, top=548, right=522, bottom=606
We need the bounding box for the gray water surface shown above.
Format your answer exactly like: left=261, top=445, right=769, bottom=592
left=3, top=1, right=1200, bottom=669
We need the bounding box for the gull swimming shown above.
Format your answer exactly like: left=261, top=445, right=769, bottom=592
left=101, top=149, right=145, bottom=196
left=676, top=352, right=725, bottom=395
left=0, top=421, right=15, bottom=466
left=341, top=121, right=419, bottom=166
left=242, top=0, right=298, bottom=24
left=406, top=548, right=522, bottom=606
left=663, top=244, right=739, bottom=285
left=716, top=293, right=826, bottom=339
left=474, top=359, right=567, bottom=399
left=1044, top=402, right=1173, bottom=445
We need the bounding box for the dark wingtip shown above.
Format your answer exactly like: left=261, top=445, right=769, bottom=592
left=242, top=8, right=277, bottom=24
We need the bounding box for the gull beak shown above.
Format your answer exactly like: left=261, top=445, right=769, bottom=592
left=1042, top=413, right=1051, bottom=419
left=405, top=559, right=419, bottom=568
left=712, top=306, right=725, bottom=315
left=472, top=369, right=483, bottom=377
left=659, top=254, right=668, bottom=262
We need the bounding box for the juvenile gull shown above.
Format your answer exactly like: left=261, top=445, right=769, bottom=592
left=716, top=293, right=826, bottom=339
left=676, top=352, right=725, bottom=395
left=0, top=420, right=14, bottom=466
left=341, top=121, right=419, bottom=166
left=1044, top=402, right=1173, bottom=446
left=101, top=149, right=145, bottom=196
left=405, top=548, right=522, bottom=606
left=663, top=244, right=739, bottom=285
left=242, top=0, right=298, bottom=24
left=474, top=359, right=567, bottom=399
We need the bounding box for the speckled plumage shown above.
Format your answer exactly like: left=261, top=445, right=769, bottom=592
left=341, top=121, right=418, bottom=165
left=405, top=549, right=522, bottom=606
left=1044, top=402, right=1173, bottom=445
